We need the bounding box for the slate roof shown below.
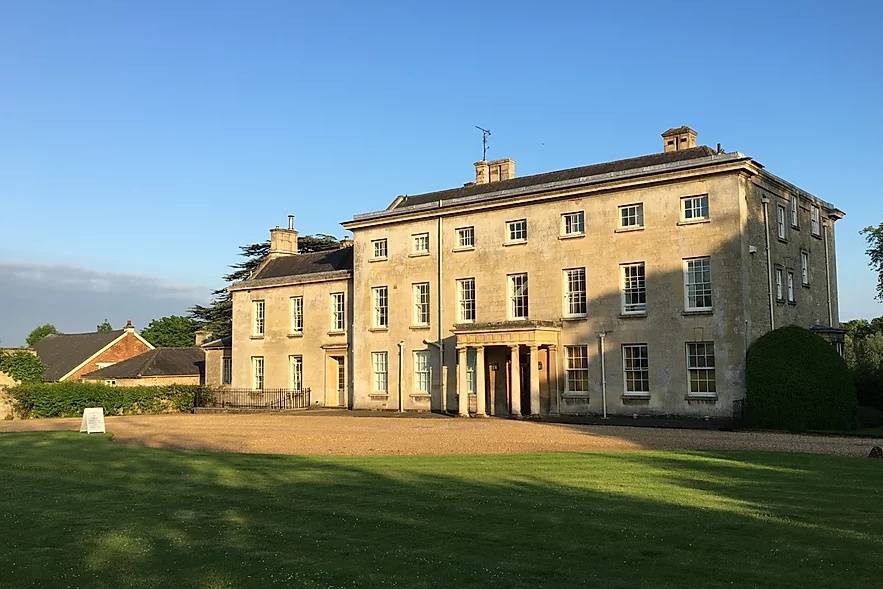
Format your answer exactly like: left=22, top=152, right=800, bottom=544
left=252, top=246, right=353, bottom=280
left=393, top=146, right=718, bottom=209
left=33, top=330, right=126, bottom=381
left=82, top=348, right=204, bottom=380
left=201, top=336, right=232, bottom=350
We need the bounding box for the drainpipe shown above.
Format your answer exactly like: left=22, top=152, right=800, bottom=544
left=436, top=205, right=446, bottom=412
left=397, top=340, right=405, bottom=413
left=761, top=196, right=775, bottom=331
left=598, top=332, right=608, bottom=420
left=823, top=221, right=833, bottom=325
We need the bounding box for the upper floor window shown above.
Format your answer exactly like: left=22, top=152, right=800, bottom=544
left=621, top=262, right=646, bottom=314
left=563, top=267, right=587, bottom=317
left=414, top=350, right=431, bottom=394
left=290, top=355, right=303, bottom=390
left=791, top=197, right=799, bottom=228
left=618, top=203, right=644, bottom=229
left=372, top=351, right=388, bottom=394
left=509, top=273, right=529, bottom=319
left=330, top=292, right=345, bottom=332
left=622, top=344, right=649, bottom=396
left=811, top=205, right=821, bottom=236
left=456, top=226, right=475, bottom=249
left=564, top=345, right=589, bottom=393
left=561, top=211, right=585, bottom=237
left=506, top=219, right=528, bottom=243
left=252, top=300, right=265, bottom=336
left=221, top=356, right=232, bottom=385
left=775, top=267, right=784, bottom=301
left=412, top=233, right=430, bottom=255
left=457, top=278, right=476, bottom=323
left=413, top=282, right=430, bottom=326
left=251, top=356, right=264, bottom=390
left=372, top=286, right=388, bottom=329
left=787, top=271, right=795, bottom=303
left=686, top=342, right=716, bottom=396
left=684, top=257, right=712, bottom=312
left=290, top=296, right=303, bottom=334
left=776, top=204, right=787, bottom=240
left=681, top=194, right=709, bottom=221
left=801, top=251, right=810, bottom=285
left=372, top=238, right=388, bottom=260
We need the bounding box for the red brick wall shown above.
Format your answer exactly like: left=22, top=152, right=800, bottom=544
left=67, top=332, right=152, bottom=381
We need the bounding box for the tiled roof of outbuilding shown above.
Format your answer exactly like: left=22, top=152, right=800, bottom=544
left=82, top=347, right=204, bottom=379
left=33, top=330, right=126, bottom=381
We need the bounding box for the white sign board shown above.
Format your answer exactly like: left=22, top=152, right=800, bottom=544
left=80, top=407, right=106, bottom=434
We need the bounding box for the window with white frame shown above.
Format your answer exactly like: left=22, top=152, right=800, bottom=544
left=563, top=267, right=587, bottom=317
left=801, top=251, right=810, bottom=285
left=372, top=286, right=388, bottom=328
left=618, top=203, right=644, bottom=229
left=413, top=282, right=430, bottom=326
left=414, top=350, right=431, bottom=394
left=776, top=204, right=787, bottom=240
left=251, top=356, right=264, bottom=390
left=506, top=219, right=528, bottom=243
left=509, top=273, right=529, bottom=319
left=684, top=257, right=712, bottom=311
left=331, top=292, right=345, bottom=331
left=791, top=197, right=799, bottom=228
left=456, top=226, right=475, bottom=249
left=457, top=278, right=475, bottom=322
left=221, top=356, right=232, bottom=385
left=291, top=296, right=303, bottom=334
left=686, top=342, right=716, bottom=396
left=622, top=344, right=649, bottom=395
left=561, top=211, right=585, bottom=236
left=811, top=205, right=821, bottom=236
left=565, top=345, right=589, bottom=394
left=466, top=349, right=476, bottom=394
left=372, top=351, right=388, bottom=394
left=372, top=238, right=388, bottom=260
left=681, top=194, right=709, bottom=221
left=290, top=355, right=303, bottom=390
left=252, top=300, right=265, bottom=336
left=412, top=233, right=430, bottom=255
left=621, top=263, right=646, bottom=314
left=775, top=267, right=784, bottom=301
left=787, top=271, right=795, bottom=303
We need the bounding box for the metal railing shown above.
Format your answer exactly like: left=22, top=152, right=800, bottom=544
left=195, top=388, right=311, bottom=410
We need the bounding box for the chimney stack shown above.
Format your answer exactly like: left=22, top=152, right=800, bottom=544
left=474, top=158, right=516, bottom=185
left=269, top=215, right=299, bottom=256
left=194, top=329, right=212, bottom=347
left=124, top=320, right=135, bottom=333
left=661, top=126, right=698, bottom=153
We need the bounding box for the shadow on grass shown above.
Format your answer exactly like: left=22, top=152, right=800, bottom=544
left=1, top=433, right=881, bottom=588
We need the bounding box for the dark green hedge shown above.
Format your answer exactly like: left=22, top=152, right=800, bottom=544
left=746, top=325, right=857, bottom=431
left=6, top=382, right=209, bottom=418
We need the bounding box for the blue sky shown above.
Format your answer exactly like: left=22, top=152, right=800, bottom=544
left=1, top=1, right=881, bottom=345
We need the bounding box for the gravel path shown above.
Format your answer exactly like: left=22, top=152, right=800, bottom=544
left=1, top=412, right=880, bottom=457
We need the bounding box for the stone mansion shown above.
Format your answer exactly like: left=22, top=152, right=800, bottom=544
left=211, top=126, right=844, bottom=418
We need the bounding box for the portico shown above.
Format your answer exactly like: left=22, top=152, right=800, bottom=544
left=453, top=321, right=561, bottom=417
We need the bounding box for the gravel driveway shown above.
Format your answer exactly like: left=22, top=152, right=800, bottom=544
left=1, top=412, right=880, bottom=457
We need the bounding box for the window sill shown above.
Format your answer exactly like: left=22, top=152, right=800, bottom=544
left=801, top=283, right=811, bottom=289
left=250, top=335, right=264, bottom=340
left=561, top=315, right=587, bottom=321
left=502, top=240, right=527, bottom=247
left=327, top=330, right=346, bottom=336
left=677, top=218, right=710, bottom=226
left=288, top=332, right=303, bottom=338
left=777, top=237, right=788, bottom=244
left=622, top=393, right=650, bottom=401
left=558, top=233, right=585, bottom=240
left=369, top=257, right=387, bottom=263
left=368, top=327, right=389, bottom=333
left=775, top=299, right=785, bottom=305
left=811, top=233, right=822, bottom=239
left=408, top=252, right=430, bottom=258
left=368, top=393, right=389, bottom=399
left=685, top=395, right=718, bottom=403
left=561, top=393, right=589, bottom=400
left=409, top=393, right=432, bottom=400
left=615, top=226, right=644, bottom=233
left=682, top=310, right=713, bottom=316
left=787, top=301, right=797, bottom=306
left=452, top=246, right=475, bottom=252
left=410, top=324, right=431, bottom=330
left=619, top=312, right=647, bottom=319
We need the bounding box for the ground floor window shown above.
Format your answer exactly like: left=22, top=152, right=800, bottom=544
left=565, top=345, right=589, bottom=393
left=251, top=356, right=264, bottom=390
left=466, top=349, right=476, bottom=394
left=221, top=356, right=232, bottom=385
left=289, top=355, right=303, bottom=390
left=622, top=344, right=649, bottom=395
left=414, top=350, right=431, bottom=393
left=686, top=342, right=716, bottom=395
left=372, top=351, right=388, bottom=394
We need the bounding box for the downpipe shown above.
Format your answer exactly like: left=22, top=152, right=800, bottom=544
left=761, top=196, right=775, bottom=330
left=598, top=332, right=608, bottom=420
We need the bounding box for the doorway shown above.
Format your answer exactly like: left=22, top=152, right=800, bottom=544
left=325, top=355, right=345, bottom=407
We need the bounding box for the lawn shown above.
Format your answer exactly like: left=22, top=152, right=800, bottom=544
left=1, top=434, right=882, bottom=588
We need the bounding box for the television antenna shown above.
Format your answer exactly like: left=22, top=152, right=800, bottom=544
left=475, top=126, right=491, bottom=161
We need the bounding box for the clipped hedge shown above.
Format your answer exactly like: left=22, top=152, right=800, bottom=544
left=746, top=325, right=857, bottom=431
left=6, top=382, right=209, bottom=419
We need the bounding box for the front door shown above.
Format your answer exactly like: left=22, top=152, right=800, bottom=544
left=325, top=356, right=345, bottom=407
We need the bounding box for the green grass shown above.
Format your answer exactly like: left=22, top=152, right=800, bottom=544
left=1, top=434, right=882, bottom=588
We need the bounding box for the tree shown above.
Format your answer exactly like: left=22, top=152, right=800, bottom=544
left=0, top=350, right=45, bottom=384
left=96, top=319, right=113, bottom=332
left=141, top=316, right=198, bottom=348
left=26, top=324, right=58, bottom=347
left=190, top=235, right=341, bottom=338
left=843, top=316, right=883, bottom=411
left=862, top=223, right=883, bottom=301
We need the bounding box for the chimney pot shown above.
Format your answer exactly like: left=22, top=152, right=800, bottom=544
left=270, top=216, right=299, bottom=256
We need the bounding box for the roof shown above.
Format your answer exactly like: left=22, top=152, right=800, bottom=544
left=392, top=146, right=718, bottom=209
left=82, top=348, right=204, bottom=380
left=33, top=330, right=126, bottom=381
left=661, top=126, right=696, bottom=136
left=201, top=336, right=232, bottom=350
left=252, top=246, right=353, bottom=280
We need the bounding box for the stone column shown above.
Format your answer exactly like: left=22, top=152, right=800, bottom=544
left=529, top=345, right=540, bottom=416
left=509, top=344, right=521, bottom=417
left=475, top=346, right=487, bottom=416
left=457, top=346, right=469, bottom=416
